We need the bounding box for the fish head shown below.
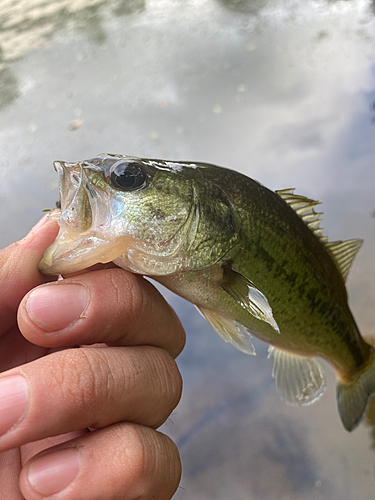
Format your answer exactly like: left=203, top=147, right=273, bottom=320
left=39, top=154, right=201, bottom=276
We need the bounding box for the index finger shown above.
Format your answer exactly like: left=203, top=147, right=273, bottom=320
left=0, top=217, right=59, bottom=335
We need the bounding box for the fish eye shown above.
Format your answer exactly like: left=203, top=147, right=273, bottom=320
left=110, top=161, right=147, bottom=191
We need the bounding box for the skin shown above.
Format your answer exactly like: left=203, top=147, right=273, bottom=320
left=42, top=156, right=369, bottom=380
left=0, top=216, right=185, bottom=500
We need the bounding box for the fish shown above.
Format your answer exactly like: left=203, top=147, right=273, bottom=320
left=39, top=153, right=375, bottom=432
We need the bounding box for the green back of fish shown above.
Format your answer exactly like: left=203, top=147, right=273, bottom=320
left=176, top=163, right=369, bottom=378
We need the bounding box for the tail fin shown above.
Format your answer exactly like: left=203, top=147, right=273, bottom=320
left=337, top=352, right=375, bottom=431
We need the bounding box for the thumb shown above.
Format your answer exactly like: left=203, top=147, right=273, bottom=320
left=0, top=216, right=59, bottom=335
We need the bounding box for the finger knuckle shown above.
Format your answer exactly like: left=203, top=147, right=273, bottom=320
left=121, top=426, right=181, bottom=500
left=54, top=348, right=110, bottom=413
left=103, top=270, right=146, bottom=342
left=0, top=243, right=22, bottom=287
left=147, top=348, right=183, bottom=417
left=109, top=270, right=145, bottom=319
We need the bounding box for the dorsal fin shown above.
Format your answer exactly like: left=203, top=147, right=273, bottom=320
left=276, top=188, right=326, bottom=241
left=325, top=239, right=363, bottom=282
left=276, top=188, right=363, bottom=282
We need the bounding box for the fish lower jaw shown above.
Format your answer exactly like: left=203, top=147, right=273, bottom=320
left=47, top=209, right=61, bottom=221
left=39, top=229, right=138, bottom=276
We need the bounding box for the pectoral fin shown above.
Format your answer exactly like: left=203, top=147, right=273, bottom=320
left=268, top=346, right=326, bottom=405
left=197, top=306, right=256, bottom=355
left=221, top=267, right=280, bottom=334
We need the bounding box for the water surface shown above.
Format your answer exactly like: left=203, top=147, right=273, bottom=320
left=0, top=1, right=375, bottom=498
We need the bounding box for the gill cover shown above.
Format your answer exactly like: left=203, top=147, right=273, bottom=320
left=39, top=154, right=241, bottom=277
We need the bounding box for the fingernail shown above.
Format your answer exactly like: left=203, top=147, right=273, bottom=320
left=29, top=448, right=80, bottom=496
left=0, top=375, right=29, bottom=436
left=26, top=284, right=89, bottom=331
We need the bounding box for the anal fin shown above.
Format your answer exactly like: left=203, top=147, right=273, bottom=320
left=268, top=346, right=326, bottom=405
left=197, top=306, right=256, bottom=355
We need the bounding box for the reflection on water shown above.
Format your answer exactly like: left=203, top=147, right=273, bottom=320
left=1, top=0, right=375, bottom=498
left=0, top=46, right=18, bottom=110
left=112, top=0, right=145, bottom=16
left=217, top=0, right=268, bottom=13
left=0, top=0, right=146, bottom=108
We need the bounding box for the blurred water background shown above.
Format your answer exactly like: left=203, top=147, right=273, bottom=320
left=0, top=0, right=375, bottom=498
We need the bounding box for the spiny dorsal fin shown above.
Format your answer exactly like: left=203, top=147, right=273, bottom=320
left=275, top=188, right=326, bottom=241
left=276, top=189, right=363, bottom=281
left=325, top=239, right=363, bottom=282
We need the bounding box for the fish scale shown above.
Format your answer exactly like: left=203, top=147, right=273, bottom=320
left=40, top=154, right=374, bottom=432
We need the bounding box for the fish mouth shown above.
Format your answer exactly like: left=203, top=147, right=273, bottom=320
left=53, top=160, right=93, bottom=234
left=39, top=160, right=136, bottom=275
left=39, top=228, right=136, bottom=275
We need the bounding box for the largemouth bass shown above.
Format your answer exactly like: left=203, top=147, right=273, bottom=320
left=39, top=154, right=375, bottom=431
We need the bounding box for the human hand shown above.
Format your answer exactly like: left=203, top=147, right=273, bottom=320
left=0, top=216, right=185, bottom=499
